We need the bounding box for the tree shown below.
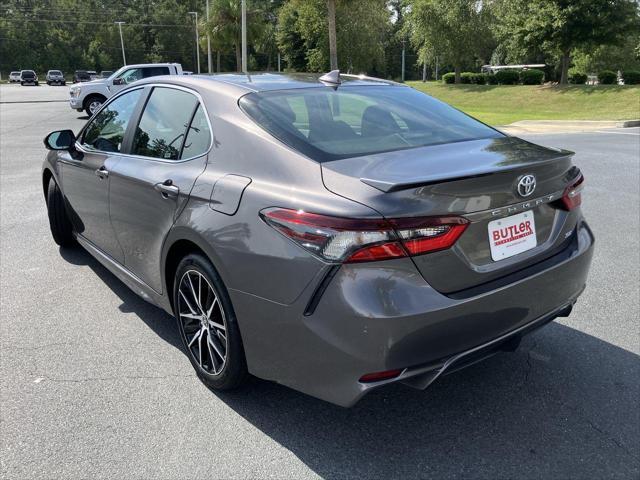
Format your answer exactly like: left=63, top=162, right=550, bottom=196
left=405, top=0, right=494, bottom=83
left=495, top=0, right=640, bottom=84
left=202, top=0, right=271, bottom=72
left=277, top=0, right=389, bottom=73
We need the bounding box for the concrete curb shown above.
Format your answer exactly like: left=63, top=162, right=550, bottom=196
left=498, top=119, right=640, bottom=134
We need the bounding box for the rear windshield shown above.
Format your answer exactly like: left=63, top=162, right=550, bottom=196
left=239, top=86, right=502, bottom=162
left=49, top=70, right=62, bottom=75
left=22, top=71, right=35, bottom=76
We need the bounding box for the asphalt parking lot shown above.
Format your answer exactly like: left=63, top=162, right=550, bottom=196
left=1, top=83, right=638, bottom=479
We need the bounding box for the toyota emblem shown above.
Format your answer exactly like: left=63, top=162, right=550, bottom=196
left=517, top=174, right=536, bottom=197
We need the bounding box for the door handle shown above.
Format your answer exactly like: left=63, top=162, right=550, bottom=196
left=95, top=166, right=109, bottom=179
left=154, top=179, right=180, bottom=199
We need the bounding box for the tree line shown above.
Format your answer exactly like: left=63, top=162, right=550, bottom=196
left=1, top=0, right=638, bottom=84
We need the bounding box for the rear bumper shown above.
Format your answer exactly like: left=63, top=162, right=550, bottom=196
left=232, top=221, right=594, bottom=407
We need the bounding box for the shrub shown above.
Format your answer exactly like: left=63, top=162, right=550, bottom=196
left=442, top=72, right=455, bottom=84
left=569, top=72, right=588, bottom=84
left=598, top=70, right=617, bottom=85
left=475, top=73, right=487, bottom=85
left=484, top=73, right=498, bottom=85
left=460, top=72, right=475, bottom=84
left=495, top=69, right=519, bottom=85
left=623, top=70, right=640, bottom=85
left=520, top=69, right=545, bottom=85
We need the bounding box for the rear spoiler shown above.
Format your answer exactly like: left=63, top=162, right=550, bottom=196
left=360, top=152, right=574, bottom=193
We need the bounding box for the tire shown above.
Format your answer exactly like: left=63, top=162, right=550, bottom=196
left=20, top=82, right=23, bottom=86
left=46, top=178, right=75, bottom=247
left=84, top=96, right=104, bottom=116
left=47, top=81, right=51, bottom=85
left=174, top=253, right=248, bottom=391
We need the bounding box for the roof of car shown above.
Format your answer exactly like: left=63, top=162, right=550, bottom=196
left=135, top=72, right=403, bottom=99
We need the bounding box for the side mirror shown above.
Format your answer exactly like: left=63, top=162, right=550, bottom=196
left=112, top=78, right=124, bottom=85
left=44, top=130, right=76, bottom=150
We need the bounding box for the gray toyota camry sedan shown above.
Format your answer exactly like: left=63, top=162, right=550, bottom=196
left=42, top=72, right=594, bottom=406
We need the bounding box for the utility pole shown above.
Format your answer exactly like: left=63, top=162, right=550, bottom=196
left=206, top=0, right=212, bottom=73
left=401, top=38, right=406, bottom=82
left=327, top=0, right=337, bottom=70
left=115, top=22, right=126, bottom=66
left=435, top=55, right=439, bottom=81
left=188, top=12, right=200, bottom=74
left=241, top=0, right=247, bottom=73
left=277, top=52, right=281, bottom=72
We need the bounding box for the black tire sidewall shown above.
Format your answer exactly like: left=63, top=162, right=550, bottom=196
left=173, top=253, right=248, bottom=390
left=46, top=178, right=75, bottom=247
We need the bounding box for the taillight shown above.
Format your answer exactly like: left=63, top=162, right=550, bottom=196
left=261, top=208, right=469, bottom=263
left=560, top=174, right=584, bottom=210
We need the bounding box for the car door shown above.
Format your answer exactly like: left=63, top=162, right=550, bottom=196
left=108, top=85, right=211, bottom=293
left=60, top=88, right=144, bottom=263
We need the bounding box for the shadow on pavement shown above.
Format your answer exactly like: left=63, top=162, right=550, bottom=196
left=59, top=245, right=180, bottom=350
left=59, top=244, right=639, bottom=479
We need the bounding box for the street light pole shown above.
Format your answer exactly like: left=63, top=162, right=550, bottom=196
left=206, top=0, right=212, bottom=73
left=401, top=37, right=406, bottom=83
left=115, top=21, right=126, bottom=66
left=241, top=0, right=247, bottom=73
left=188, top=12, right=200, bottom=74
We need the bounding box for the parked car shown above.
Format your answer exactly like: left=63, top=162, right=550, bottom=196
left=42, top=72, right=594, bottom=407
left=20, top=70, right=38, bottom=86
left=87, top=70, right=98, bottom=80
left=100, top=70, right=114, bottom=78
left=68, top=63, right=183, bottom=116
left=9, top=71, right=21, bottom=83
left=73, top=70, right=91, bottom=83
left=46, top=70, right=66, bottom=86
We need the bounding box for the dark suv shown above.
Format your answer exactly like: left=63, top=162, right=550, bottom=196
left=20, top=70, right=38, bottom=86
left=73, top=70, right=91, bottom=83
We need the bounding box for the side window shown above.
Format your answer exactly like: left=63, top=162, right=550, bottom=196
left=142, top=67, right=170, bottom=78
left=131, top=87, right=199, bottom=160
left=181, top=105, right=211, bottom=159
left=82, top=89, right=142, bottom=153
left=118, top=68, right=143, bottom=84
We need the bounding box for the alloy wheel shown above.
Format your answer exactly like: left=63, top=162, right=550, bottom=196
left=88, top=100, right=102, bottom=114
left=177, top=270, right=228, bottom=375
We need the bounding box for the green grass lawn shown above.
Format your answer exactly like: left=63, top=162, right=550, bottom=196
left=407, top=82, right=640, bottom=126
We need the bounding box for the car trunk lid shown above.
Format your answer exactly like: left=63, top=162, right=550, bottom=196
left=321, top=136, right=580, bottom=293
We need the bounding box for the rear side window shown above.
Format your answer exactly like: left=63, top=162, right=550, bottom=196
left=131, top=87, right=199, bottom=160
left=181, top=105, right=211, bottom=159
left=143, top=67, right=170, bottom=78
left=240, top=86, right=503, bottom=162
left=82, top=89, right=143, bottom=152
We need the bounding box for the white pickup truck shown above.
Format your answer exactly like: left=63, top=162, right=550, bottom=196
left=69, top=63, right=183, bottom=116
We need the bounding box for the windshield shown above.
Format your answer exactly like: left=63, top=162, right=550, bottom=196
left=239, top=86, right=503, bottom=162
left=49, top=70, right=62, bottom=75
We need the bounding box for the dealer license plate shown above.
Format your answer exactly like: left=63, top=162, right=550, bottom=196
left=488, top=211, right=537, bottom=261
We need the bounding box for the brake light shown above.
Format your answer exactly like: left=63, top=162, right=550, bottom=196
left=560, top=174, right=584, bottom=210
left=261, top=208, right=469, bottom=263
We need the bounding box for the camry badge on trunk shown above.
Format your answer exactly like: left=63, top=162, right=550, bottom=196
left=517, top=174, right=536, bottom=197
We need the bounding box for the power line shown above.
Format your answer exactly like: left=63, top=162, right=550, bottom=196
left=0, top=16, right=192, bottom=27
